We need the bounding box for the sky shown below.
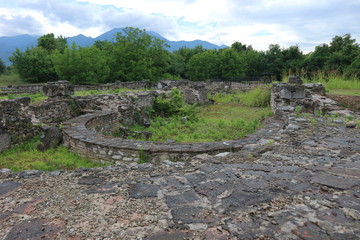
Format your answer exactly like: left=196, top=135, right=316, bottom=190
left=0, top=0, right=359, bottom=52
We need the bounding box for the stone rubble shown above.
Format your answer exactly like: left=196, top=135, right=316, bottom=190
left=1, top=104, right=359, bottom=239
left=0, top=80, right=360, bottom=239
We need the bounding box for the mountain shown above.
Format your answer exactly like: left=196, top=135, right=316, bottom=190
left=0, top=28, right=226, bottom=65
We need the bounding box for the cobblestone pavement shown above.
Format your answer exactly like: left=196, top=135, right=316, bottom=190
left=1, top=112, right=360, bottom=239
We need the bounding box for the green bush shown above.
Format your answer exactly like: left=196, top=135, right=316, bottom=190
left=154, top=88, right=199, bottom=119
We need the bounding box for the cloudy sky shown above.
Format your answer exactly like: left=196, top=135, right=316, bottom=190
left=0, top=0, right=359, bottom=52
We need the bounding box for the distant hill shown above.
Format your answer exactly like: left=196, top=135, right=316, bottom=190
left=0, top=28, right=226, bottom=65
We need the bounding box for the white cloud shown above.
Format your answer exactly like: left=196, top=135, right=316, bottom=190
left=0, top=0, right=359, bottom=52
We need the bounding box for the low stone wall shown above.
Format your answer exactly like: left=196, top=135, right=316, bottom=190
left=28, top=97, right=81, bottom=125
left=62, top=111, right=244, bottom=163
left=0, top=97, right=41, bottom=152
left=0, top=79, right=258, bottom=96
left=0, top=84, right=43, bottom=95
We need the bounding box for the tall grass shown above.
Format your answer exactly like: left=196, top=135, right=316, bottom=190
left=0, top=74, right=25, bottom=86
left=302, top=73, right=360, bottom=90
left=210, top=86, right=271, bottom=107
left=0, top=136, right=110, bottom=172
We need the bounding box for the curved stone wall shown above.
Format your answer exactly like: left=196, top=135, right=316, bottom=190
left=62, top=111, right=245, bottom=163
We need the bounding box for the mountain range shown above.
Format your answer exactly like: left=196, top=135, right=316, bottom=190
left=0, top=28, right=227, bottom=65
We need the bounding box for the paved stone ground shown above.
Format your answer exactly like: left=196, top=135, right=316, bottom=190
left=1, top=112, right=360, bottom=239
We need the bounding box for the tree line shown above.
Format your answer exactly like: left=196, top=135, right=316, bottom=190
left=3, top=27, right=360, bottom=84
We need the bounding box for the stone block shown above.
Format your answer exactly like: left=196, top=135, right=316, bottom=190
left=0, top=133, right=11, bottom=152
left=42, top=81, right=74, bottom=97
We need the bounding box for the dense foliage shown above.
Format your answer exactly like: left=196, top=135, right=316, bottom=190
left=8, top=28, right=360, bottom=84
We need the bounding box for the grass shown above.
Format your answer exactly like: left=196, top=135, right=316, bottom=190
left=0, top=91, right=47, bottom=103
left=301, top=73, right=360, bottom=96
left=124, top=87, right=273, bottom=143
left=0, top=74, right=25, bottom=86
left=210, top=85, right=271, bottom=107
left=74, top=88, right=144, bottom=96
left=0, top=136, right=110, bottom=172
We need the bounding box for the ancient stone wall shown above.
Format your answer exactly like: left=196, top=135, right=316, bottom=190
left=0, top=79, right=266, bottom=155
left=0, top=97, right=41, bottom=152
left=0, top=84, right=43, bottom=95
left=0, top=79, right=258, bottom=96
left=28, top=98, right=81, bottom=125
left=62, top=111, right=243, bottom=163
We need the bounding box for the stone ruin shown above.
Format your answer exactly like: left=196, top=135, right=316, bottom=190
left=42, top=80, right=74, bottom=98
left=1, top=78, right=360, bottom=239
left=271, top=76, right=327, bottom=118
left=0, top=78, right=356, bottom=162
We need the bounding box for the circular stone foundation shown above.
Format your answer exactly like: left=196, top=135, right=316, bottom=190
left=62, top=111, right=248, bottom=163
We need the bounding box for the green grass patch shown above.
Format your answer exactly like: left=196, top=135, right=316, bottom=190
left=210, top=86, right=271, bottom=107
left=0, top=136, right=110, bottom=172
left=74, top=88, right=144, bottom=96
left=302, top=73, right=360, bottom=96
left=326, top=88, right=360, bottom=96
left=0, top=91, right=47, bottom=103
left=126, top=104, right=271, bottom=143
left=0, top=74, right=25, bottom=86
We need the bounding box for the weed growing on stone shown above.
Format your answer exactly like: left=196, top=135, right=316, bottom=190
left=346, top=115, right=355, bottom=121
left=356, top=120, right=360, bottom=127
left=0, top=136, right=110, bottom=172
left=138, top=148, right=150, bottom=164
left=310, top=118, right=317, bottom=127
left=295, top=105, right=302, bottom=118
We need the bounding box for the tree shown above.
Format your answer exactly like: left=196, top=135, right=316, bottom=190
left=242, top=50, right=266, bottom=77
left=326, top=34, right=359, bottom=73
left=186, top=50, right=220, bottom=81
left=52, top=43, right=110, bottom=84
left=263, top=44, right=285, bottom=81
left=282, top=45, right=305, bottom=74
left=218, top=48, right=247, bottom=79
left=109, top=27, right=170, bottom=82
left=0, top=58, right=5, bottom=75
left=231, top=42, right=253, bottom=52
left=37, top=33, right=57, bottom=53
left=345, top=50, right=360, bottom=78
left=9, top=47, right=58, bottom=83
left=172, top=46, right=206, bottom=78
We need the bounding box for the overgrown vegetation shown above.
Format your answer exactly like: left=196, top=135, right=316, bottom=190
left=124, top=87, right=272, bottom=143
left=0, top=73, right=25, bottom=86
left=301, top=73, right=360, bottom=95
left=6, top=27, right=360, bottom=85
left=0, top=136, right=110, bottom=172
left=209, top=85, right=271, bottom=107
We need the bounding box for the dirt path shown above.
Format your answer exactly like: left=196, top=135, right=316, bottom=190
left=327, top=94, right=360, bottom=111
